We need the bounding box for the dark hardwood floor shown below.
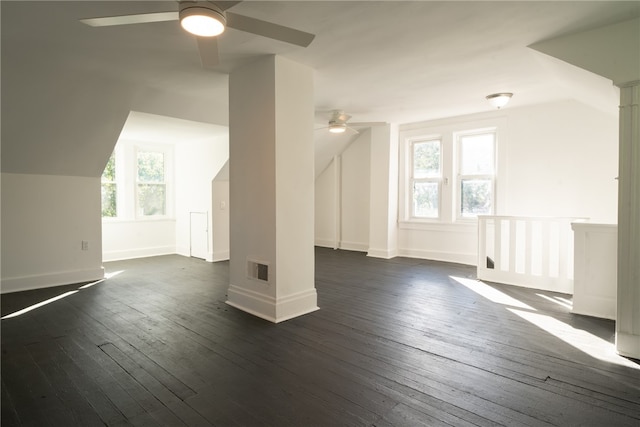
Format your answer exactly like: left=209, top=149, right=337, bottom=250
left=2, top=248, right=639, bottom=426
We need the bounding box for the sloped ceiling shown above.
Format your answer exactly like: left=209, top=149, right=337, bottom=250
left=2, top=1, right=638, bottom=178
left=118, top=111, right=228, bottom=144
left=530, top=17, right=640, bottom=86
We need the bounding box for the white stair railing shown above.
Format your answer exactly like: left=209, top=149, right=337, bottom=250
left=477, top=216, right=585, bottom=294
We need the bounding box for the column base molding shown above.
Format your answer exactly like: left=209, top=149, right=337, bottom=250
left=616, top=332, right=640, bottom=359
left=226, top=285, right=318, bottom=323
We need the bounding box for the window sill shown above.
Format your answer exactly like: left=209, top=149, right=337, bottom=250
left=399, top=220, right=477, bottom=233
left=102, top=217, right=176, bottom=224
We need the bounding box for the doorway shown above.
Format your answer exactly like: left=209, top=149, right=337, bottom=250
left=190, top=212, right=208, bottom=260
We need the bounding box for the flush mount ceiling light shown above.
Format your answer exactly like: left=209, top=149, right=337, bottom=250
left=179, top=2, right=226, bottom=37
left=486, top=93, right=513, bottom=109
left=328, top=122, right=347, bottom=133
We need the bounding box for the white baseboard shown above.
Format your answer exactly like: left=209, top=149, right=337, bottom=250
left=367, top=248, right=399, bottom=259
left=397, top=248, right=476, bottom=266
left=175, top=245, right=190, bottom=257
left=212, top=250, right=230, bottom=262
left=616, top=332, right=640, bottom=359
left=572, top=295, right=616, bottom=320
left=1, top=267, right=105, bottom=294
left=314, top=239, right=336, bottom=249
left=226, top=285, right=318, bottom=323
left=339, top=241, right=368, bottom=252
left=102, top=245, right=176, bottom=262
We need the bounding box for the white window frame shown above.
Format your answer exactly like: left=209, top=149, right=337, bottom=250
left=409, top=138, right=442, bottom=220
left=134, top=144, right=174, bottom=219
left=455, top=129, right=497, bottom=220
left=399, top=116, right=506, bottom=227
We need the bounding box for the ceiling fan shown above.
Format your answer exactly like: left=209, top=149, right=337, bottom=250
left=79, top=1, right=315, bottom=69
left=317, top=110, right=387, bottom=134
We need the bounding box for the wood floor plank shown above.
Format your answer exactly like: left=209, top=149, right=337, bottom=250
left=1, top=343, right=78, bottom=426
left=1, top=379, right=22, bottom=427
left=3, top=248, right=640, bottom=426
left=26, top=338, right=107, bottom=426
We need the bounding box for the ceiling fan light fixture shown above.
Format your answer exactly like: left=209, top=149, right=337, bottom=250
left=329, top=122, right=347, bottom=134
left=486, top=93, right=513, bottom=109
left=180, top=3, right=226, bottom=37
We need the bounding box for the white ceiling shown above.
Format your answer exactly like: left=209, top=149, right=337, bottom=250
left=1, top=1, right=637, bottom=176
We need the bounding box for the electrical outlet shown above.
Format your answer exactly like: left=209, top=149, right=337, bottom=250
left=81, top=240, right=89, bottom=251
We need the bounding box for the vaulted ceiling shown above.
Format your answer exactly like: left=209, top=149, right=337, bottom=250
left=2, top=1, right=637, bottom=177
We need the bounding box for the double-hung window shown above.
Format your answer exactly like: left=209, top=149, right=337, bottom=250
left=410, top=139, right=441, bottom=219
left=136, top=150, right=167, bottom=217
left=457, top=131, right=496, bottom=218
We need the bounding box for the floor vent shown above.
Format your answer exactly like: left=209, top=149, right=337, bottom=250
left=248, top=260, right=269, bottom=282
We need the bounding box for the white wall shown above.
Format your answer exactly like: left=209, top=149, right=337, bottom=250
left=212, top=173, right=230, bottom=262
left=1, top=173, right=104, bottom=293
left=102, top=219, right=176, bottom=262
left=314, top=131, right=372, bottom=251
left=315, top=159, right=338, bottom=248
left=174, top=136, right=229, bottom=260
left=503, top=100, right=618, bottom=222
left=340, top=133, right=371, bottom=251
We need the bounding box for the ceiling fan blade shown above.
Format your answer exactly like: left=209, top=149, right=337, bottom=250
left=349, top=122, right=388, bottom=127
left=217, top=1, right=243, bottom=12
left=80, top=11, right=178, bottom=27
left=226, top=12, right=315, bottom=47
left=196, top=36, right=220, bottom=69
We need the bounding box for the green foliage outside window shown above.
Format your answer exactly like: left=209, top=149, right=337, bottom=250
left=461, top=179, right=492, bottom=216
left=137, top=151, right=166, bottom=216
left=413, top=181, right=439, bottom=218
left=137, top=151, right=164, bottom=182
left=413, top=140, right=440, bottom=178
left=412, top=140, right=440, bottom=218
left=459, top=133, right=495, bottom=217
left=101, top=152, right=117, bottom=217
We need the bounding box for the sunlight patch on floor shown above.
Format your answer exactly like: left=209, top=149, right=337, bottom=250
left=1, top=271, right=123, bottom=320
left=1, top=291, right=78, bottom=319
left=536, top=293, right=572, bottom=310
left=78, top=270, right=123, bottom=289
left=450, top=276, right=535, bottom=310
left=508, top=308, right=639, bottom=370
left=451, top=276, right=638, bottom=369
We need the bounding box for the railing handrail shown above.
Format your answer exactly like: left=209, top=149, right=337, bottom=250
left=478, top=215, right=589, bottom=222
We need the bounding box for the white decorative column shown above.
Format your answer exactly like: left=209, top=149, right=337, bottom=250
left=226, top=55, right=318, bottom=323
left=616, top=82, right=640, bottom=358
left=367, top=124, right=399, bottom=259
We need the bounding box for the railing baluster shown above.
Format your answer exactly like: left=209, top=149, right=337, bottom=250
left=494, top=218, right=502, bottom=271
left=525, top=220, right=533, bottom=276
left=509, top=220, right=517, bottom=275
left=478, top=217, right=487, bottom=270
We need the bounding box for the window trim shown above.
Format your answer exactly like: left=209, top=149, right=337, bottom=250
left=409, top=138, right=442, bottom=220
left=455, top=128, right=497, bottom=220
